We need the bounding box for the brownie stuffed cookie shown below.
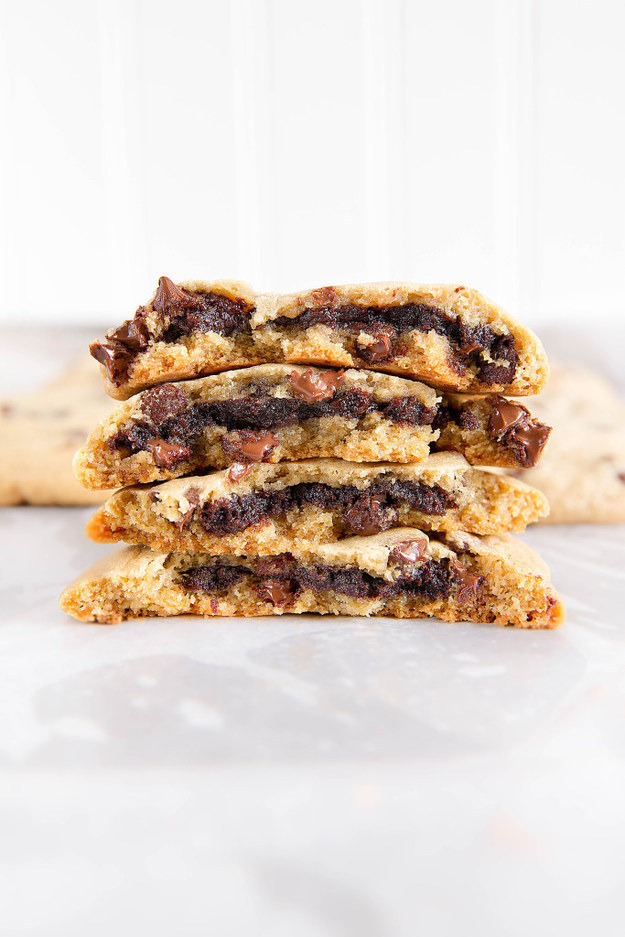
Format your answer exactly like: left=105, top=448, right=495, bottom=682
left=59, top=528, right=565, bottom=629
left=86, top=454, right=549, bottom=556
left=90, top=276, right=549, bottom=400
left=73, top=365, right=551, bottom=490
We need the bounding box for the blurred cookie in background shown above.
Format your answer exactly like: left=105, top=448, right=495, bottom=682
left=0, top=355, right=115, bottom=505
left=510, top=365, right=625, bottom=523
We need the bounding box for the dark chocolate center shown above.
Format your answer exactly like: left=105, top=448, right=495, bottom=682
left=195, top=479, right=457, bottom=537
left=179, top=556, right=458, bottom=603
left=110, top=388, right=436, bottom=463
left=271, top=301, right=518, bottom=385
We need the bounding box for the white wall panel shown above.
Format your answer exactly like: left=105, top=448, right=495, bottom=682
left=534, top=0, right=625, bottom=321
left=0, top=0, right=623, bottom=325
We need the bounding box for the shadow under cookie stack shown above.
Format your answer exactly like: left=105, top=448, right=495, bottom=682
left=60, top=277, right=565, bottom=628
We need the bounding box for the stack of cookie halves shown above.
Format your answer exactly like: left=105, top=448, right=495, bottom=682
left=60, top=277, right=565, bottom=628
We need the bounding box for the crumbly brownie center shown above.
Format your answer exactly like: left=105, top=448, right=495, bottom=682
left=193, top=479, right=457, bottom=538
left=271, top=301, right=518, bottom=384
left=109, top=382, right=437, bottom=468
left=178, top=555, right=481, bottom=605
left=90, top=276, right=254, bottom=385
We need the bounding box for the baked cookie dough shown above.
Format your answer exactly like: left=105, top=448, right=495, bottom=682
left=511, top=365, right=625, bottom=523
left=0, top=355, right=115, bottom=506
left=86, top=454, right=549, bottom=555
left=59, top=528, right=565, bottom=628
left=73, top=365, right=552, bottom=489
left=91, top=276, right=548, bottom=399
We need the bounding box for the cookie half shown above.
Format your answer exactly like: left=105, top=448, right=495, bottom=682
left=86, top=454, right=549, bottom=555
left=73, top=365, right=552, bottom=489
left=90, top=277, right=548, bottom=399
left=59, top=529, right=565, bottom=628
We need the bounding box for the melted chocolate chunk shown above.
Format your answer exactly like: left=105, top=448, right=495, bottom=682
left=221, top=431, right=279, bottom=463
left=195, top=479, right=456, bottom=537
left=356, top=328, right=395, bottom=364
left=289, top=369, right=345, bottom=403
left=272, top=300, right=519, bottom=384
left=146, top=438, right=192, bottom=469
left=109, top=319, right=150, bottom=352
left=226, top=463, right=255, bottom=484
left=257, top=579, right=295, bottom=607
left=487, top=396, right=551, bottom=467
left=390, top=539, right=428, bottom=564
left=90, top=341, right=134, bottom=384
left=90, top=276, right=253, bottom=385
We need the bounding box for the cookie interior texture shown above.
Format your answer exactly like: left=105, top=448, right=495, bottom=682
left=86, top=454, right=549, bottom=554
left=73, top=365, right=552, bottom=490
left=90, top=277, right=548, bottom=399
left=59, top=529, right=565, bottom=628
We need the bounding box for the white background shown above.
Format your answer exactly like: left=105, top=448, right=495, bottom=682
left=1, top=0, right=624, bottom=328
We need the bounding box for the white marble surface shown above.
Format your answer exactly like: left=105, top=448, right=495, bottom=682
left=1, top=330, right=625, bottom=936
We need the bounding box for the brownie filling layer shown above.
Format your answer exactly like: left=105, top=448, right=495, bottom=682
left=271, top=299, right=519, bottom=384
left=110, top=383, right=437, bottom=469
left=91, top=276, right=254, bottom=385
left=179, top=554, right=482, bottom=607
left=193, top=479, right=457, bottom=538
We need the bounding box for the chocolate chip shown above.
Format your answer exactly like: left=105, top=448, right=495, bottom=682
left=289, top=369, right=346, bottom=403
left=487, top=395, right=551, bottom=467
left=488, top=397, right=528, bottom=438
left=226, top=463, right=255, bottom=484
left=390, top=539, right=428, bottom=564
left=257, top=579, right=295, bottom=607
left=89, top=341, right=133, bottom=383
left=619, top=472, right=625, bottom=484
left=152, top=276, right=198, bottom=314
left=221, top=431, right=279, bottom=463
left=452, top=561, right=481, bottom=603
left=141, top=384, right=190, bottom=427
left=509, top=423, right=551, bottom=466
left=146, top=438, right=192, bottom=469
left=356, top=327, right=396, bottom=364
left=108, top=319, right=150, bottom=351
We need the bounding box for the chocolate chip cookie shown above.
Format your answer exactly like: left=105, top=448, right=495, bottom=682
left=91, top=277, right=549, bottom=399
left=59, top=527, right=564, bottom=628
left=73, top=365, right=552, bottom=490
left=86, top=453, right=549, bottom=555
